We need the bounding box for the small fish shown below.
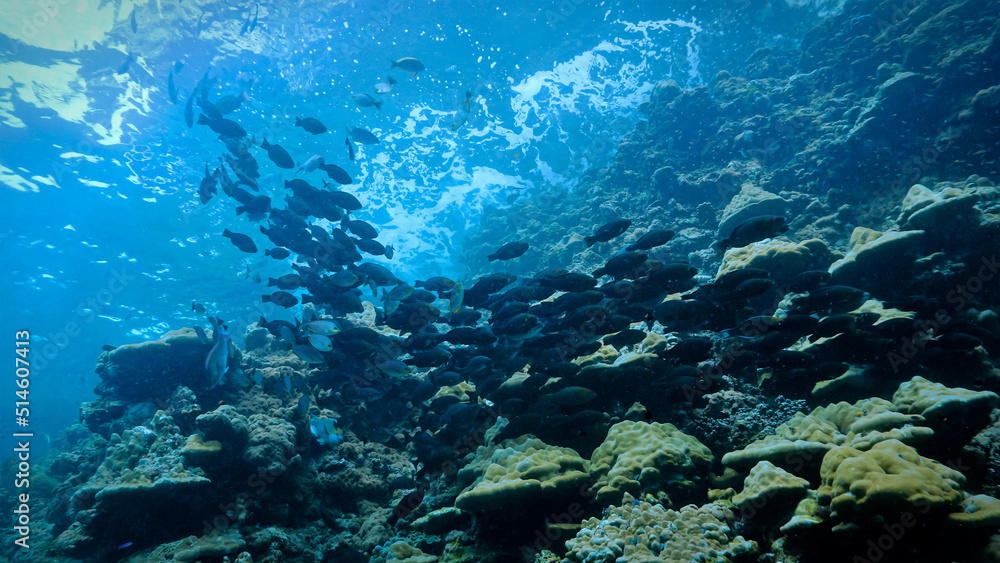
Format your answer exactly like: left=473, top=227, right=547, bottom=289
left=309, top=415, right=344, bottom=445
left=240, top=3, right=258, bottom=36
left=317, top=160, right=352, bottom=184
left=383, top=295, right=400, bottom=316
left=375, top=76, right=398, bottom=94
left=222, top=229, right=258, bottom=253
left=451, top=91, right=473, bottom=131
left=129, top=8, right=137, bottom=32
left=387, top=284, right=414, bottom=301
left=390, top=57, right=425, bottom=75
left=586, top=218, right=631, bottom=247
left=626, top=229, right=675, bottom=252
left=184, top=93, right=195, bottom=128
left=308, top=333, right=333, bottom=351
left=542, top=386, right=597, bottom=406
left=248, top=3, right=259, bottom=33
left=205, top=319, right=234, bottom=390
left=268, top=274, right=301, bottom=290
left=265, top=247, right=291, bottom=260
left=294, top=345, right=325, bottom=365
left=192, top=301, right=206, bottom=314
left=262, top=290, right=298, bottom=308
left=295, top=395, right=309, bottom=418
left=345, top=135, right=355, bottom=161
left=387, top=484, right=426, bottom=526
left=295, top=116, right=327, bottom=134
left=449, top=282, right=464, bottom=313
left=168, top=71, right=177, bottom=104
left=194, top=326, right=209, bottom=344
left=305, top=320, right=340, bottom=335
left=261, top=137, right=294, bottom=169
left=350, top=93, right=383, bottom=110
left=713, top=215, right=789, bottom=254
left=488, top=241, right=528, bottom=262
left=347, top=127, right=379, bottom=145
left=356, top=238, right=386, bottom=256
left=215, top=91, right=250, bottom=114
left=331, top=270, right=359, bottom=287
left=345, top=219, right=378, bottom=239
left=296, top=155, right=323, bottom=175
left=235, top=195, right=271, bottom=217
left=384, top=244, right=394, bottom=259
left=197, top=115, right=247, bottom=138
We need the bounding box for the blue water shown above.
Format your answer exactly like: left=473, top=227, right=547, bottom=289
left=1, top=0, right=707, bottom=455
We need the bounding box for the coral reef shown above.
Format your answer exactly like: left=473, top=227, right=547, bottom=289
left=562, top=493, right=757, bottom=563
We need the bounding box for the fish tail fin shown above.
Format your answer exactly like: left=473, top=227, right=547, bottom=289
left=584, top=236, right=596, bottom=247
left=223, top=228, right=233, bottom=236
left=388, top=58, right=396, bottom=68
left=197, top=114, right=210, bottom=125
left=374, top=100, right=383, bottom=111
left=487, top=253, right=497, bottom=262
left=261, top=294, right=271, bottom=303
left=294, top=116, right=301, bottom=125
left=267, top=278, right=276, bottom=286
left=235, top=205, right=246, bottom=215
left=388, top=76, right=398, bottom=85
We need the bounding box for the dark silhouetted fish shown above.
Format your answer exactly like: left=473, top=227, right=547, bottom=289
left=264, top=247, right=290, bottom=260
left=713, top=215, right=788, bottom=253
left=261, top=137, right=294, bottom=169
left=239, top=3, right=258, bottom=36
left=350, top=93, right=382, bottom=110
left=593, top=251, right=646, bottom=279
left=235, top=195, right=270, bottom=216
left=222, top=229, right=257, bottom=253
left=295, top=116, right=327, bottom=134
left=345, top=135, right=355, bottom=161
left=268, top=274, right=301, bottom=290
left=488, top=241, right=528, bottom=262
left=390, top=57, right=426, bottom=75
left=586, top=218, right=631, bottom=247
left=216, top=91, right=250, bottom=114
left=318, top=160, right=352, bottom=184
left=348, top=126, right=379, bottom=145
left=262, top=290, right=298, bottom=308
left=197, top=115, right=246, bottom=138
left=626, top=228, right=674, bottom=251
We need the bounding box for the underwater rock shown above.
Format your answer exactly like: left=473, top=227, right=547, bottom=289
left=136, top=532, right=247, bottom=563
left=818, top=439, right=965, bottom=531
left=847, top=72, right=933, bottom=143
left=732, top=460, right=810, bottom=514
left=196, top=405, right=251, bottom=450
left=589, top=420, right=713, bottom=506
left=828, top=227, right=926, bottom=291
left=54, top=411, right=216, bottom=556
left=563, top=493, right=756, bottom=563
left=94, top=328, right=220, bottom=402
left=898, top=182, right=984, bottom=231
left=454, top=436, right=590, bottom=513
left=720, top=394, right=933, bottom=476
left=717, top=238, right=837, bottom=286
left=717, top=184, right=790, bottom=238
left=377, top=540, right=438, bottom=563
